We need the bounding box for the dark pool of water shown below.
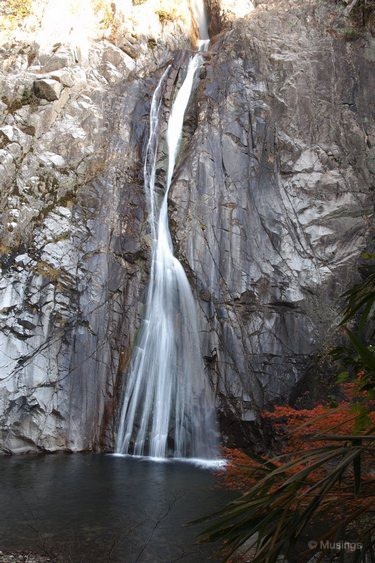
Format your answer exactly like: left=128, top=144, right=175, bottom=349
left=0, top=454, right=235, bottom=562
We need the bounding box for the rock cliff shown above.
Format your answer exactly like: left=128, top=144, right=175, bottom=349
left=0, top=0, right=373, bottom=452
left=0, top=0, right=194, bottom=452
left=171, top=0, right=374, bottom=444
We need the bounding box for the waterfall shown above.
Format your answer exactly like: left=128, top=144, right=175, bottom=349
left=115, top=1, right=218, bottom=460
left=191, top=0, right=210, bottom=51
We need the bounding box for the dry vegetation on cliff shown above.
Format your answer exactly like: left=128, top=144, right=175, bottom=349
left=0, top=0, right=194, bottom=46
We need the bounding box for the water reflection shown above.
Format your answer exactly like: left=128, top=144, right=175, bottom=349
left=0, top=454, right=234, bottom=562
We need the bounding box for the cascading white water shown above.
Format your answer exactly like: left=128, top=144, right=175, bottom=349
left=191, top=0, right=210, bottom=51
left=115, top=1, right=218, bottom=460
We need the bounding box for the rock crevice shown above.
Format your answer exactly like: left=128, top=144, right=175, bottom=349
left=0, top=0, right=373, bottom=452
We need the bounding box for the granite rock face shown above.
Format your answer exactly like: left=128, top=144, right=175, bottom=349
left=170, top=0, right=374, bottom=442
left=33, top=78, right=64, bottom=101
left=0, top=0, right=193, bottom=453
left=0, top=56, right=148, bottom=453
left=0, top=0, right=373, bottom=452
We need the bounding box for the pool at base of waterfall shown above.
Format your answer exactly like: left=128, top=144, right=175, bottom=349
left=0, top=453, right=235, bottom=562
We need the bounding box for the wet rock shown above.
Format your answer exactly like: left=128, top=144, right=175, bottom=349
left=0, top=0, right=373, bottom=453
left=0, top=0, right=191, bottom=454
left=169, top=0, right=374, bottom=440
left=0, top=551, right=52, bottom=563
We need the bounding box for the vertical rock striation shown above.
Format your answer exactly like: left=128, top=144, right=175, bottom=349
left=170, top=0, right=374, bottom=444
left=0, top=0, right=373, bottom=452
left=0, top=0, right=194, bottom=453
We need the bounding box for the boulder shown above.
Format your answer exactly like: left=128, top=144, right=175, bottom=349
left=33, top=78, right=63, bottom=101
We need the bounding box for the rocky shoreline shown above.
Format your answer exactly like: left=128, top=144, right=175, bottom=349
left=0, top=552, right=53, bottom=563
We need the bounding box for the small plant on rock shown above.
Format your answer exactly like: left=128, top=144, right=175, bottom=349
left=0, top=0, right=32, bottom=31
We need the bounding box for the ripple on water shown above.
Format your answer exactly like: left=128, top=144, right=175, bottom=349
left=0, top=453, right=235, bottom=562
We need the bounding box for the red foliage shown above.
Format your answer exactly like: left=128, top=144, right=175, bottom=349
left=217, top=447, right=268, bottom=490
left=219, top=379, right=375, bottom=495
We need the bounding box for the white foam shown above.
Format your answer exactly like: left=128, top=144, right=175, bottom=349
left=173, top=457, right=227, bottom=470
left=109, top=454, right=227, bottom=470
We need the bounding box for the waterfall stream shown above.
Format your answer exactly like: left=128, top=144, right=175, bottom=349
left=115, top=1, right=218, bottom=460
